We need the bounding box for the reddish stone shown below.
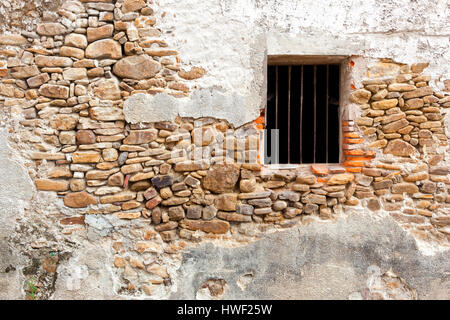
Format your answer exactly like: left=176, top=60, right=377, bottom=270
left=202, top=163, right=240, bottom=193
left=76, top=130, right=96, bottom=144
left=146, top=196, right=161, bottom=209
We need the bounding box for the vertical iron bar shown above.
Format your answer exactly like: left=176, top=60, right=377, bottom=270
left=275, top=66, right=278, bottom=130
left=300, top=65, right=303, bottom=164
left=313, top=65, right=317, bottom=163
left=326, top=65, right=329, bottom=163
left=287, top=66, right=291, bottom=163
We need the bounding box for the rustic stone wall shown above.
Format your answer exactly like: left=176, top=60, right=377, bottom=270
left=0, top=0, right=448, bottom=300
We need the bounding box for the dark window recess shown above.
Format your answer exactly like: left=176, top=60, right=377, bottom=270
left=266, top=64, right=340, bottom=164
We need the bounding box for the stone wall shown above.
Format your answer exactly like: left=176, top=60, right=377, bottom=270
left=0, top=0, right=449, bottom=300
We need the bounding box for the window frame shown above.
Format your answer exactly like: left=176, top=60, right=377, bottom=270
left=260, top=55, right=350, bottom=169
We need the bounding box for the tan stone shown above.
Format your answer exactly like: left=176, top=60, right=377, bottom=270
left=26, top=73, right=50, bottom=88
left=327, top=173, right=354, bottom=185
left=114, top=256, right=126, bottom=268
left=50, top=114, right=79, bottom=130
left=93, top=79, right=121, bottom=100
left=192, top=127, right=215, bottom=146
left=10, top=65, right=40, bottom=79
left=350, top=89, right=371, bottom=104
left=121, top=163, right=143, bottom=174
left=64, top=191, right=98, bottom=208
left=59, top=46, right=85, bottom=60
left=371, top=99, right=398, bottom=110
left=85, top=39, right=122, bottom=59
left=174, top=160, right=210, bottom=172
left=116, top=211, right=141, bottom=219
left=384, top=139, right=416, bottom=157
left=59, top=131, right=76, bottom=145
left=404, top=172, right=429, bottom=182
left=63, top=68, right=87, bottom=81
left=113, top=55, right=161, bottom=80
left=405, top=98, right=424, bottom=109
left=35, top=55, right=73, bottom=68
left=391, top=183, right=419, bottom=194
left=37, top=23, right=67, bottom=36
left=402, top=86, right=433, bottom=99
left=35, top=179, right=69, bottom=191
left=49, top=167, right=72, bottom=178
left=180, top=219, right=230, bottom=234
left=90, top=107, right=124, bottom=121
left=102, top=148, right=118, bottom=161
left=39, top=84, right=69, bottom=99
left=100, top=192, right=136, bottom=204
left=87, top=24, right=114, bottom=42
left=387, top=83, right=416, bottom=92
left=70, top=179, right=85, bottom=192
left=122, top=0, right=146, bottom=13
left=0, top=34, right=28, bottom=45
left=108, top=172, right=124, bottom=186
left=382, top=118, right=409, bottom=133
left=72, top=151, right=101, bottom=163
left=64, top=33, right=88, bottom=49
left=178, top=67, right=206, bottom=80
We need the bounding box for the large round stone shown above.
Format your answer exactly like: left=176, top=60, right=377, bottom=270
left=112, top=55, right=161, bottom=80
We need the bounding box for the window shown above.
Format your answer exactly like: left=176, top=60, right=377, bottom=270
left=265, top=58, right=341, bottom=165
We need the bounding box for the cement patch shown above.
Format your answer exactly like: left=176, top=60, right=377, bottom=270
left=171, top=213, right=450, bottom=299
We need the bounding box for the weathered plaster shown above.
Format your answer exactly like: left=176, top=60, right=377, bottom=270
left=171, top=212, right=450, bottom=299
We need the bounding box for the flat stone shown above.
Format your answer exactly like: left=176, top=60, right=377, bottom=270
left=371, top=99, right=398, bottom=110
left=10, top=65, right=40, bottom=79
left=89, top=107, right=124, bottom=121
left=35, top=179, right=69, bottom=191
left=391, top=182, right=419, bottom=194
left=85, top=39, right=122, bottom=59
left=382, top=118, right=409, bottom=133
left=35, top=55, right=73, bottom=68
left=113, top=55, right=161, bottom=80
left=63, top=68, right=87, bottom=81
left=180, top=219, right=230, bottom=234
left=384, top=139, right=416, bottom=157
left=59, top=46, right=85, bottom=60
left=0, top=34, right=28, bottom=45
left=217, top=211, right=252, bottom=222
left=100, top=191, right=136, bottom=204
left=178, top=67, right=206, bottom=80
left=402, top=87, right=433, bottom=99
left=388, top=83, right=416, bottom=92
left=238, top=191, right=271, bottom=200
left=39, top=84, right=69, bottom=99
left=123, top=129, right=158, bottom=144
left=174, top=160, right=211, bottom=172
left=72, top=151, right=101, bottom=163
left=64, top=191, right=98, bottom=208
left=37, top=23, right=67, bottom=36
left=27, top=73, right=50, bottom=88
left=327, top=173, right=354, bottom=185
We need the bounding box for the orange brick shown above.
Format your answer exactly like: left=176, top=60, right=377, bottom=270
left=344, top=160, right=364, bottom=167
left=344, top=132, right=361, bottom=138
left=346, top=167, right=362, bottom=173
left=344, top=149, right=365, bottom=156
left=317, top=177, right=328, bottom=183
left=365, top=150, right=375, bottom=157
left=344, top=138, right=364, bottom=144
left=254, top=116, right=265, bottom=124
left=345, top=156, right=374, bottom=161
left=311, top=164, right=328, bottom=176
left=256, top=124, right=264, bottom=130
